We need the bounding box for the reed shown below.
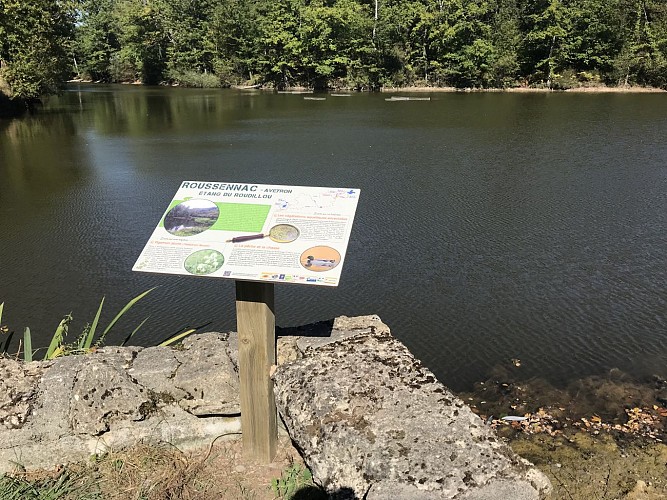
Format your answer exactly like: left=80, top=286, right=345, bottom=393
left=1, top=288, right=158, bottom=362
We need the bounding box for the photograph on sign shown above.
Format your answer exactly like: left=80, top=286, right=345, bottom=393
left=133, top=181, right=360, bottom=286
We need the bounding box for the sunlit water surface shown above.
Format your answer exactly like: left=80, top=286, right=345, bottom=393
left=1, top=86, right=665, bottom=391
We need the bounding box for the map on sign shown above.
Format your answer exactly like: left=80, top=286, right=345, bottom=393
left=133, top=181, right=360, bottom=286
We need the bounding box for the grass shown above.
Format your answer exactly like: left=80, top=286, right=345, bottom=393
left=0, top=438, right=322, bottom=500
left=1, top=289, right=156, bottom=362
left=0, top=444, right=219, bottom=500
left=271, top=463, right=314, bottom=498
left=0, top=469, right=101, bottom=500
left=0, top=288, right=204, bottom=361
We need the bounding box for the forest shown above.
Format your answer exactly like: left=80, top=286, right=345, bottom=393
left=1, top=0, right=666, bottom=102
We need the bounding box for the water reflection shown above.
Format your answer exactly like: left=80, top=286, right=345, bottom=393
left=1, top=86, right=665, bottom=393
left=73, top=85, right=262, bottom=136
left=0, top=112, right=86, bottom=204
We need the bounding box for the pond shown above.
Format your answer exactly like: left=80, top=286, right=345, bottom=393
left=1, top=85, right=665, bottom=391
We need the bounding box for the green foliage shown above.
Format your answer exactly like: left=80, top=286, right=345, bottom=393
left=255, top=0, right=304, bottom=88
left=0, top=303, right=13, bottom=353
left=159, top=327, right=197, bottom=347
left=22, top=327, right=32, bottom=363
left=271, top=463, right=314, bottom=498
left=522, top=0, right=571, bottom=87
left=113, top=0, right=168, bottom=84
left=168, top=69, right=222, bottom=87
left=562, top=0, right=623, bottom=74
left=490, top=0, right=522, bottom=87
left=1, top=289, right=212, bottom=361
left=0, top=0, right=76, bottom=100
left=0, top=470, right=100, bottom=500
left=209, top=0, right=261, bottom=85
left=45, top=316, right=70, bottom=360
left=161, top=0, right=217, bottom=77
left=612, top=0, right=667, bottom=88
left=1, top=289, right=156, bottom=362
left=3, top=0, right=667, bottom=96
left=74, top=0, right=119, bottom=82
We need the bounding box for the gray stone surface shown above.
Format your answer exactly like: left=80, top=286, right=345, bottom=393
left=273, top=316, right=552, bottom=499
left=129, top=333, right=240, bottom=416
left=174, top=333, right=240, bottom=415
left=70, top=353, right=149, bottom=434
left=1, top=315, right=552, bottom=499
left=0, top=333, right=241, bottom=473
left=0, top=358, right=46, bottom=430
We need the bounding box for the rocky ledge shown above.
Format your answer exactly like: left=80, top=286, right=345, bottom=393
left=0, top=315, right=550, bottom=499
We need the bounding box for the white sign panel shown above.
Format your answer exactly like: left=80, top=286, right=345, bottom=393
left=133, top=181, right=360, bottom=286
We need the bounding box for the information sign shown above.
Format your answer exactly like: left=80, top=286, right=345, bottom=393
left=133, top=181, right=360, bottom=286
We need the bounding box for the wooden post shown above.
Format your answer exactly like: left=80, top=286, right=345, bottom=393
left=235, top=280, right=277, bottom=462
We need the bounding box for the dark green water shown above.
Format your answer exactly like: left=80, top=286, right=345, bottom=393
left=1, top=85, right=666, bottom=391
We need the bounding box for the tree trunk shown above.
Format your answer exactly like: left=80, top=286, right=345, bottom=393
left=546, top=35, right=556, bottom=89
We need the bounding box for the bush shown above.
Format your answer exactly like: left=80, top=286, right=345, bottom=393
left=168, top=70, right=222, bottom=88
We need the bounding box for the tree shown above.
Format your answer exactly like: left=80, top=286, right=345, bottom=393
left=112, top=0, right=168, bottom=84
left=255, top=0, right=305, bottom=88
left=443, top=0, right=498, bottom=87
left=208, top=0, right=260, bottom=84
left=561, top=0, right=622, bottom=77
left=614, top=0, right=667, bottom=87
left=0, top=0, right=76, bottom=100
left=298, top=0, right=373, bottom=89
left=160, top=0, right=216, bottom=79
left=521, top=0, right=571, bottom=88
left=490, top=0, right=521, bottom=87
left=75, top=0, right=120, bottom=82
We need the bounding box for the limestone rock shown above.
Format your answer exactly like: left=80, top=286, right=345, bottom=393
left=70, top=356, right=151, bottom=435
left=129, top=333, right=241, bottom=416
left=273, top=323, right=551, bottom=499
left=128, top=346, right=186, bottom=399
left=0, top=333, right=241, bottom=473
left=173, top=333, right=240, bottom=415
left=0, top=358, right=45, bottom=429
left=277, top=314, right=390, bottom=354
left=1, top=315, right=554, bottom=498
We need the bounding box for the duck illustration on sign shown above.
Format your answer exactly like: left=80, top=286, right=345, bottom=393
left=300, top=246, right=341, bottom=272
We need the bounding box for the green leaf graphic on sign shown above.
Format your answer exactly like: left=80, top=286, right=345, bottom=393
left=213, top=203, right=271, bottom=232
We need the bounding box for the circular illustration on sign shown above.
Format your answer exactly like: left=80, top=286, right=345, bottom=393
left=184, top=249, right=224, bottom=275
left=226, top=224, right=300, bottom=244
left=300, top=246, right=341, bottom=272
left=164, top=199, right=219, bottom=237
left=268, top=224, right=300, bottom=243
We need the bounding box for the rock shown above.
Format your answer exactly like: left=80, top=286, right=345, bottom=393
left=624, top=480, right=649, bottom=500
left=278, top=314, right=390, bottom=354
left=129, top=333, right=241, bottom=416
left=175, top=333, right=240, bottom=415
left=70, top=356, right=151, bottom=434
left=1, top=314, right=554, bottom=498
left=0, top=358, right=46, bottom=430
left=128, top=346, right=185, bottom=398
left=273, top=317, right=551, bottom=499
left=0, top=333, right=241, bottom=473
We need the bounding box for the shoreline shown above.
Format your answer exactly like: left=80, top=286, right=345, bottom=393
left=380, top=85, right=666, bottom=93
left=66, top=79, right=666, bottom=93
